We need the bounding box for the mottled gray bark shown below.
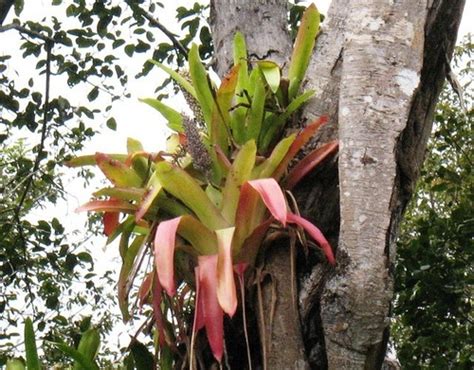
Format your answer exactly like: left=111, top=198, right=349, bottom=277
left=210, top=0, right=292, bottom=76
left=210, top=0, right=465, bottom=368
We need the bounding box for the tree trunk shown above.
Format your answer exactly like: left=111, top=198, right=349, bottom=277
left=210, top=0, right=465, bottom=368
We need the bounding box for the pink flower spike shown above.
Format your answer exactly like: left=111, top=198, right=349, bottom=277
left=216, top=227, right=238, bottom=317
left=198, top=255, right=224, bottom=362
left=287, top=213, right=336, bottom=265
left=154, top=216, right=182, bottom=296
left=247, top=179, right=287, bottom=226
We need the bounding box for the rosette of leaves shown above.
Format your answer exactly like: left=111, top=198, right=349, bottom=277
left=67, top=4, right=338, bottom=366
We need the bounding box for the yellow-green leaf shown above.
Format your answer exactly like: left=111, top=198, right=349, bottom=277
left=287, top=4, right=320, bottom=99
left=96, top=153, right=143, bottom=187
left=189, top=44, right=215, bottom=128
left=139, top=97, right=183, bottom=132
left=155, top=161, right=228, bottom=230
left=257, top=60, right=281, bottom=93
left=148, top=59, right=196, bottom=99
left=221, top=140, right=256, bottom=223
left=24, top=318, right=40, bottom=370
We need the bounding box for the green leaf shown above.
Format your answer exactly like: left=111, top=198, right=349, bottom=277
left=87, top=86, right=99, bottom=102
left=106, top=117, right=117, bottom=130
left=189, top=44, right=215, bottom=128
left=233, top=32, right=249, bottom=93
left=14, top=0, right=24, bottom=16
left=130, top=339, right=155, bottom=370
left=148, top=59, right=196, bottom=99
left=74, top=328, right=100, bottom=369
left=245, top=68, right=266, bottom=142
left=65, top=154, right=128, bottom=167
left=257, top=60, right=281, bottom=93
left=177, top=215, right=217, bottom=255
left=252, top=134, right=295, bottom=179
left=53, top=342, right=100, bottom=370
left=260, top=90, right=315, bottom=151
left=118, top=235, right=147, bottom=321
left=221, top=140, right=256, bottom=223
left=127, top=137, right=144, bottom=153
left=231, top=32, right=250, bottom=144
left=135, top=171, right=162, bottom=221
left=93, top=187, right=144, bottom=202
left=125, top=44, right=135, bottom=57
left=95, top=153, right=143, bottom=187
left=139, top=98, right=183, bottom=132
left=6, top=359, right=25, bottom=370
left=211, top=65, right=239, bottom=155
left=24, top=318, right=40, bottom=370
left=287, top=4, right=320, bottom=99
left=155, top=161, right=228, bottom=230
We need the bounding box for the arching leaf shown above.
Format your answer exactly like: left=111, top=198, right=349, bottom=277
left=287, top=4, right=320, bottom=99
left=287, top=213, right=335, bottom=265
left=284, top=140, right=339, bottom=189
left=216, top=227, right=237, bottom=316
left=197, top=255, right=224, bottom=362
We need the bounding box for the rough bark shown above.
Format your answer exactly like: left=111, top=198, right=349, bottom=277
left=210, top=0, right=292, bottom=76
left=210, top=0, right=465, bottom=368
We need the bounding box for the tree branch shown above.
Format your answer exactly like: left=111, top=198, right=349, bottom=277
left=136, top=7, right=189, bottom=59
left=13, top=40, right=53, bottom=315
left=0, top=22, right=55, bottom=43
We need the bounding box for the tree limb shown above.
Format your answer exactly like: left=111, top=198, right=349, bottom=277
left=0, top=22, right=55, bottom=43
left=132, top=6, right=189, bottom=59
left=13, top=40, right=53, bottom=315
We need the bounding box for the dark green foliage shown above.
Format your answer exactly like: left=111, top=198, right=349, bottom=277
left=0, top=0, right=213, bottom=365
left=393, top=35, right=473, bottom=369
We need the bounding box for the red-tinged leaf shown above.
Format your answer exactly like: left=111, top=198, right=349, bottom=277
left=235, top=218, right=272, bottom=266
left=103, top=211, right=119, bottom=236
left=287, top=213, right=335, bottom=265
left=193, top=266, right=205, bottom=331
left=252, top=134, right=295, bottom=179
left=76, top=199, right=137, bottom=213
left=152, top=272, right=166, bottom=346
left=284, top=141, right=339, bottom=190
left=272, top=116, right=328, bottom=180
left=65, top=153, right=127, bottom=167
left=155, top=161, right=229, bottom=230
left=177, top=215, right=217, bottom=255
left=135, top=172, right=162, bottom=221
left=95, top=152, right=143, bottom=187
left=93, top=186, right=144, bottom=202
left=248, top=179, right=287, bottom=226
left=118, top=235, right=147, bottom=321
left=154, top=217, right=182, bottom=296
left=138, top=272, right=154, bottom=308
left=221, top=140, right=256, bottom=223
left=232, top=181, right=266, bottom=256
left=234, top=263, right=248, bottom=277
left=214, top=144, right=232, bottom=171
left=216, top=227, right=237, bottom=316
left=197, top=255, right=224, bottom=362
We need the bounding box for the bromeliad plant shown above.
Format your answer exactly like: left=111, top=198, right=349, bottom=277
left=68, top=4, right=337, bottom=366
